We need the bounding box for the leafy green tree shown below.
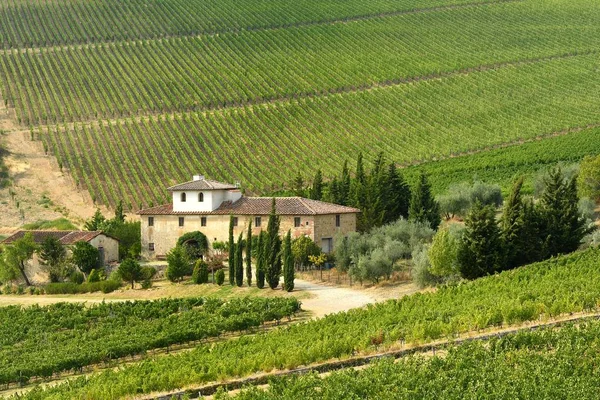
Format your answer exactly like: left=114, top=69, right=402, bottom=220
left=166, top=246, right=189, bottom=283
left=215, top=269, right=225, bottom=286
left=192, top=259, right=209, bottom=284
left=87, top=268, right=101, bottom=283
left=333, top=234, right=352, bottom=273
left=457, top=202, right=503, bottom=280
left=177, top=231, right=209, bottom=261
left=84, top=209, right=106, bottom=231
left=246, top=220, right=253, bottom=286
left=256, top=231, right=266, bottom=289
left=228, top=215, right=235, bottom=285
left=538, top=168, right=589, bottom=258
left=577, top=154, right=600, bottom=201
left=428, top=226, right=460, bottom=278
left=291, top=235, right=321, bottom=269
left=118, top=258, right=142, bottom=288
left=283, top=231, right=294, bottom=292
left=384, top=162, right=411, bottom=223
left=309, top=169, right=324, bottom=201
left=0, top=233, right=38, bottom=286
left=292, top=173, right=305, bottom=197
left=114, top=200, right=125, bottom=223
left=409, top=173, right=441, bottom=230
left=71, top=241, right=99, bottom=275
left=38, top=236, right=67, bottom=282
left=235, top=232, right=244, bottom=287
left=265, top=198, right=282, bottom=289
left=105, top=220, right=141, bottom=260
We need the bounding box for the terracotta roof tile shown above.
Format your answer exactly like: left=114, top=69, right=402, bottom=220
left=167, top=178, right=237, bottom=191
left=0, top=231, right=113, bottom=245
left=138, top=197, right=360, bottom=216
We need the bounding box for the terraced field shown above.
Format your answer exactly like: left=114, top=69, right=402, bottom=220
left=0, top=0, right=599, bottom=208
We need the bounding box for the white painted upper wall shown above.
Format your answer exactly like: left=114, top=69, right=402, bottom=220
left=172, top=189, right=242, bottom=212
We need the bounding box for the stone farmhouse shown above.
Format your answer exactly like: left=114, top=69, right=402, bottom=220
left=138, top=175, right=360, bottom=259
left=1, top=230, right=119, bottom=283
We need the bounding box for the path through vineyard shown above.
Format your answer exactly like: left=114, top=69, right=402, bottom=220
left=0, top=96, right=97, bottom=230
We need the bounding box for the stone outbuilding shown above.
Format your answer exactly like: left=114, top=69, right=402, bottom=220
left=138, top=175, right=360, bottom=260
left=1, top=230, right=119, bottom=283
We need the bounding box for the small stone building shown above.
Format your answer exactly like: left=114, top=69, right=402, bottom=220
left=138, top=175, right=360, bottom=259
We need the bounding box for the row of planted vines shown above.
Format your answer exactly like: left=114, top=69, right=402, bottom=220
left=18, top=248, right=600, bottom=399
left=0, top=0, right=599, bottom=125
left=41, top=53, right=600, bottom=208
left=0, top=296, right=301, bottom=386
left=0, top=0, right=504, bottom=48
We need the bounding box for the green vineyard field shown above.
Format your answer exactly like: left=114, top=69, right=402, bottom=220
left=43, top=53, right=600, bottom=207
left=19, top=248, right=600, bottom=399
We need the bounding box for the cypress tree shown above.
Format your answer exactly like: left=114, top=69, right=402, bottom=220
left=351, top=152, right=367, bottom=209
left=457, top=201, right=503, bottom=280
left=256, top=231, right=266, bottom=289
left=327, top=176, right=341, bottom=204
left=246, top=220, right=253, bottom=286
left=384, top=162, right=411, bottom=223
left=235, top=232, right=244, bottom=287
left=228, top=215, right=235, bottom=285
left=265, top=198, right=282, bottom=289
left=538, top=168, right=588, bottom=258
left=339, top=160, right=351, bottom=206
left=114, top=200, right=125, bottom=223
left=283, top=230, right=294, bottom=292
left=310, top=169, right=324, bottom=201
left=409, top=173, right=441, bottom=230
left=292, top=173, right=305, bottom=197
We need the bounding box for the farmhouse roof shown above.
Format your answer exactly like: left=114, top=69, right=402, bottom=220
left=138, top=197, right=360, bottom=216
left=0, top=231, right=117, bottom=245
left=167, top=177, right=238, bottom=191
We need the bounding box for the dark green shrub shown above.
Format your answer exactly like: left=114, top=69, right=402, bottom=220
left=87, top=269, right=101, bottom=283
left=215, top=269, right=225, bottom=286
left=69, top=271, right=85, bottom=284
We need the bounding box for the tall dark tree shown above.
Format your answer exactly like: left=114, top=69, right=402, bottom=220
left=265, top=198, right=282, bottom=289
left=310, top=169, right=324, bottom=201
left=283, top=230, right=294, bottom=292
left=363, top=152, right=387, bottom=230
left=538, top=168, right=588, bottom=258
left=500, top=177, right=541, bottom=269
left=246, top=220, right=253, bottom=286
left=114, top=200, right=125, bottom=223
left=409, top=173, right=441, bottom=230
left=327, top=176, right=341, bottom=205
left=457, top=202, right=503, bottom=280
left=339, top=160, right=351, bottom=206
left=228, top=215, right=235, bottom=285
left=351, top=152, right=367, bottom=210
left=384, top=162, right=411, bottom=223
left=292, top=173, right=305, bottom=197
left=235, top=232, right=244, bottom=287
left=39, top=236, right=67, bottom=282
left=256, top=231, right=266, bottom=289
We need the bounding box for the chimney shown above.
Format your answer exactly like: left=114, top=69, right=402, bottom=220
left=193, top=175, right=204, bottom=181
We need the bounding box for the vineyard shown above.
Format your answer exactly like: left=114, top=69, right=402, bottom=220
left=405, top=126, right=600, bottom=195
left=0, top=296, right=301, bottom=386
left=18, top=247, right=600, bottom=399
left=0, top=0, right=598, bottom=208
left=220, top=321, right=600, bottom=399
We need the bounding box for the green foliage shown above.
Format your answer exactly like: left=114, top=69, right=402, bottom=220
left=23, top=247, right=600, bottom=400
left=235, top=233, right=244, bottom=287
left=140, top=266, right=157, bottom=288
left=177, top=231, right=209, bottom=261
left=265, top=199, right=282, bottom=289
left=0, top=297, right=299, bottom=386
left=411, top=245, right=441, bottom=288
left=578, top=154, right=600, bottom=201
left=118, top=258, right=142, bottom=288
left=291, top=235, right=321, bottom=269
left=457, top=202, right=503, bottom=280
left=71, top=241, right=100, bottom=275
left=192, top=259, right=209, bottom=284
left=283, top=231, right=294, bottom=292
left=44, top=281, right=120, bottom=295
left=86, top=268, right=101, bottom=283
left=246, top=221, right=253, bottom=287
left=228, top=215, right=235, bottom=285
left=409, top=173, right=441, bottom=230
left=437, top=181, right=502, bottom=219
left=309, top=169, right=323, bottom=201
left=256, top=231, right=266, bottom=289
left=215, top=269, right=225, bottom=286
left=105, top=220, right=141, bottom=260
left=84, top=209, right=106, bottom=231
left=69, top=271, right=85, bottom=284
left=428, top=225, right=461, bottom=278
left=21, top=218, right=77, bottom=231
left=166, top=246, right=190, bottom=283
left=0, top=233, right=38, bottom=286
left=38, top=236, right=67, bottom=282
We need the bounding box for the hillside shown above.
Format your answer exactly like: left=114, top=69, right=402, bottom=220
left=0, top=0, right=599, bottom=211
